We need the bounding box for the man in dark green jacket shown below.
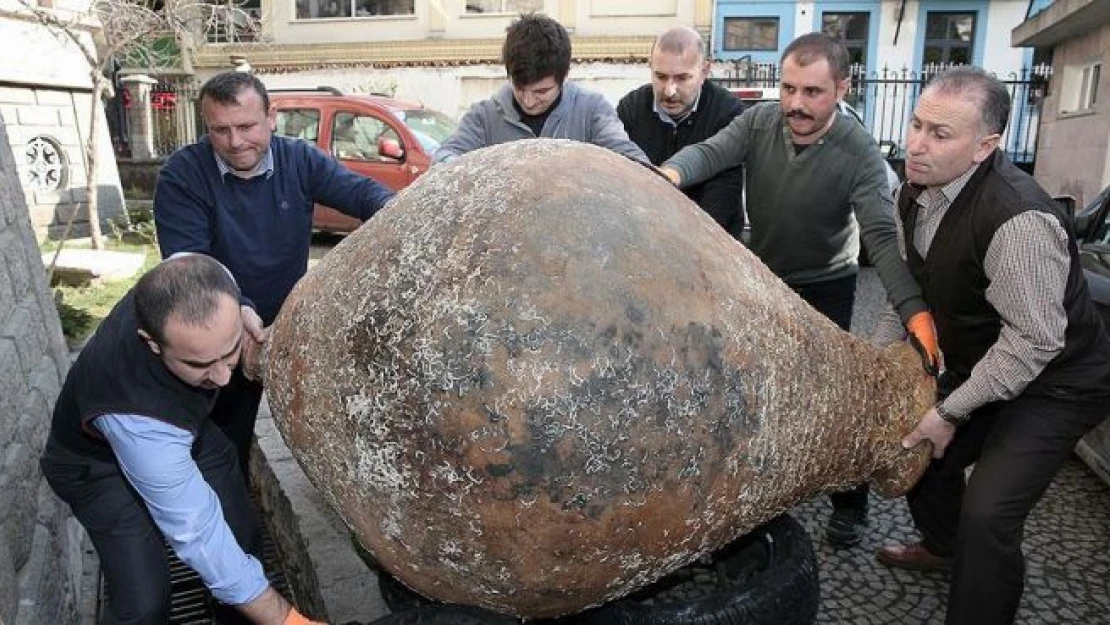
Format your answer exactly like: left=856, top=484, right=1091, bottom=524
left=618, top=26, right=746, bottom=240
left=660, top=32, right=940, bottom=547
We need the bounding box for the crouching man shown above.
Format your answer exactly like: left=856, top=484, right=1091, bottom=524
left=40, top=254, right=323, bottom=625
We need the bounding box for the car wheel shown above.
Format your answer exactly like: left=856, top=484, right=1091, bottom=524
left=566, top=513, right=819, bottom=625
left=378, top=569, right=437, bottom=612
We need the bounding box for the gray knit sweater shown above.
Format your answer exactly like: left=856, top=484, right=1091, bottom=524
left=434, top=82, right=647, bottom=164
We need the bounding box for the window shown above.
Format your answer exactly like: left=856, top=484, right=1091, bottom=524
left=822, top=12, right=869, bottom=67
left=1062, top=62, right=1101, bottom=114
left=923, top=12, right=975, bottom=66
left=723, top=17, right=778, bottom=52
left=396, top=109, right=458, bottom=152
left=24, top=136, right=67, bottom=192
left=355, top=0, right=413, bottom=16
left=275, top=109, right=321, bottom=142
left=295, top=0, right=413, bottom=19
left=1079, top=63, right=1100, bottom=111
left=466, top=0, right=542, bottom=14
left=332, top=112, right=398, bottom=162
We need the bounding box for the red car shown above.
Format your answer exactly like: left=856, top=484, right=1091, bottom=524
left=270, top=87, right=457, bottom=233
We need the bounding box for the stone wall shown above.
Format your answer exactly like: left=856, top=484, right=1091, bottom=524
left=0, top=114, right=88, bottom=624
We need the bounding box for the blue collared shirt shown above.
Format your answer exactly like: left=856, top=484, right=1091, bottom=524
left=652, top=90, right=702, bottom=127
left=95, top=414, right=269, bottom=606
left=214, top=148, right=274, bottom=180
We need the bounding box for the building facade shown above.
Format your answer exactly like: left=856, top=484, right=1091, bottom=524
left=1013, top=0, right=1110, bottom=208
left=0, top=0, right=125, bottom=241
left=167, top=0, right=1040, bottom=159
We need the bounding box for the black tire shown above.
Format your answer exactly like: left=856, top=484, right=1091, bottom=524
left=377, top=569, right=438, bottom=612
left=362, top=604, right=517, bottom=625
left=565, top=513, right=819, bottom=625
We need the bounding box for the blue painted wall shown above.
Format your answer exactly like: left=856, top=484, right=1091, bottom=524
left=714, top=0, right=796, bottom=64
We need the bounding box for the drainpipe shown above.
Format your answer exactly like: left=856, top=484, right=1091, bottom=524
left=893, top=0, right=908, bottom=45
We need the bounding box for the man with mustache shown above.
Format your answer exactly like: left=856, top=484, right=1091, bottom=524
left=433, top=13, right=647, bottom=164
left=40, top=255, right=324, bottom=625
left=617, top=26, right=747, bottom=240
left=659, top=32, right=939, bottom=548
left=155, top=71, right=394, bottom=478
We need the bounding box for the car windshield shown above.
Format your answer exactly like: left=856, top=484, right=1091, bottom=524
left=396, top=110, right=458, bottom=152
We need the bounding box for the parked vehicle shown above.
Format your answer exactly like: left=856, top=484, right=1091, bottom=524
left=1075, top=185, right=1110, bottom=327
left=1066, top=187, right=1110, bottom=484
left=270, top=87, right=457, bottom=233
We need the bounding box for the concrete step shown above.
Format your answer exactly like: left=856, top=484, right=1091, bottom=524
left=42, top=248, right=146, bottom=286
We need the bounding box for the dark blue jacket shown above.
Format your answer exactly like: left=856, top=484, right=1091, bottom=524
left=155, top=135, right=393, bottom=323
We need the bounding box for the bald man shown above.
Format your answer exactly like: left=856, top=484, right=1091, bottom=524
left=40, top=255, right=322, bottom=625
left=617, top=26, right=747, bottom=239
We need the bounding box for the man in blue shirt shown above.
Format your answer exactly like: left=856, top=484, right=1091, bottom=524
left=40, top=255, right=323, bottom=625
left=155, top=71, right=394, bottom=476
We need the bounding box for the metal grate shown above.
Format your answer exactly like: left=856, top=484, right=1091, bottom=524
left=97, top=503, right=291, bottom=625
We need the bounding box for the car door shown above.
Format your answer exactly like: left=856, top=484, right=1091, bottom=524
left=1077, top=187, right=1110, bottom=329
left=329, top=110, right=415, bottom=191
left=273, top=106, right=359, bottom=233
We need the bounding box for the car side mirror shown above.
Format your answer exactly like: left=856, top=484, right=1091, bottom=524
left=379, top=137, right=404, bottom=160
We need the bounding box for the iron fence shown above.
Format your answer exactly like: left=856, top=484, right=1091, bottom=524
left=713, top=62, right=1053, bottom=169
left=108, top=63, right=1051, bottom=170
left=107, top=77, right=203, bottom=159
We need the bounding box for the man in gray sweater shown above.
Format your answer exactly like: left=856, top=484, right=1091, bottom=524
left=660, top=32, right=939, bottom=547
left=433, top=13, right=646, bottom=164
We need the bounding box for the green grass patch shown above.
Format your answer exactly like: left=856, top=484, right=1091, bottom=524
left=45, top=238, right=161, bottom=346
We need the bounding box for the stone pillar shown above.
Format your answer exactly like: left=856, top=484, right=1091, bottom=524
left=120, top=74, right=158, bottom=160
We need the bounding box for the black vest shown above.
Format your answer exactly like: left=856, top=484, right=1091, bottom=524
left=898, top=150, right=1110, bottom=402
left=618, top=81, right=746, bottom=237
left=48, top=292, right=218, bottom=462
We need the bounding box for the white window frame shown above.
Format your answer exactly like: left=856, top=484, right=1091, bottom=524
left=465, top=0, right=543, bottom=15
left=1061, top=61, right=1101, bottom=115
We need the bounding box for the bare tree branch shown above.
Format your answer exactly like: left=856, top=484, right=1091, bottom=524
left=14, top=0, right=260, bottom=256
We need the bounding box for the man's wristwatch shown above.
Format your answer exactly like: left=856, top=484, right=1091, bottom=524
left=935, top=402, right=969, bottom=427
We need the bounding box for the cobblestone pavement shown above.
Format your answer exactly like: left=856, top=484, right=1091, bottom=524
left=791, top=458, right=1110, bottom=624
left=806, top=269, right=1110, bottom=624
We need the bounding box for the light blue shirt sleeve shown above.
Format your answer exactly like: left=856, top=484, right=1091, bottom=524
left=95, top=414, right=269, bottom=606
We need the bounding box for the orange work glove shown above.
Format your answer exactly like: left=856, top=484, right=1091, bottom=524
left=906, top=311, right=940, bottom=376
left=283, top=607, right=326, bottom=625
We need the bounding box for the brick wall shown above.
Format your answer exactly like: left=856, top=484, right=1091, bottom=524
left=0, top=114, right=87, bottom=624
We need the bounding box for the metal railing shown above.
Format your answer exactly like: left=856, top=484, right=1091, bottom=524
left=713, top=62, right=1052, bottom=168
left=108, top=77, right=203, bottom=160
left=108, top=63, right=1052, bottom=170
